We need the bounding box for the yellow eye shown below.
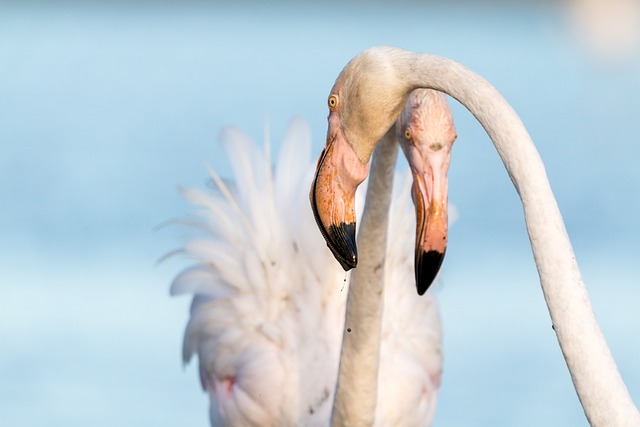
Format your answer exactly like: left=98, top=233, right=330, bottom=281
left=328, top=94, right=339, bottom=110
left=405, top=128, right=411, bottom=140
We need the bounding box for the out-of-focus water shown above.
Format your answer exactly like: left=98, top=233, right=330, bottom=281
left=1, top=2, right=639, bottom=426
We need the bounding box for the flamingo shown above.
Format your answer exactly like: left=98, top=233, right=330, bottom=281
left=171, top=89, right=449, bottom=425
left=310, top=46, right=640, bottom=426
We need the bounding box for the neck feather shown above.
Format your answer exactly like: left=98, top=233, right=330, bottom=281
left=332, top=130, right=398, bottom=426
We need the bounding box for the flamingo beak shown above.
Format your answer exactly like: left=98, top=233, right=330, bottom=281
left=411, top=165, right=449, bottom=295
left=310, top=129, right=369, bottom=271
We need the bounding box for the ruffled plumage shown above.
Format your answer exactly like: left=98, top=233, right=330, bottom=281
left=171, top=117, right=442, bottom=426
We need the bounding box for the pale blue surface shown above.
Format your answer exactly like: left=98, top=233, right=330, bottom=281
left=1, top=2, right=639, bottom=426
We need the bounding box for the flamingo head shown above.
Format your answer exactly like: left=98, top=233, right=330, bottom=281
left=309, top=48, right=412, bottom=271
left=397, top=89, right=456, bottom=294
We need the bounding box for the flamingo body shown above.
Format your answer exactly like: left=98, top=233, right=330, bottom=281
left=171, top=117, right=442, bottom=426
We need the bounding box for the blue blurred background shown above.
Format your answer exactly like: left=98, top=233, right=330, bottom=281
left=1, top=1, right=639, bottom=425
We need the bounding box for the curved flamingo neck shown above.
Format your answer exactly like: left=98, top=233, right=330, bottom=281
left=389, top=46, right=639, bottom=426
left=331, top=131, right=398, bottom=426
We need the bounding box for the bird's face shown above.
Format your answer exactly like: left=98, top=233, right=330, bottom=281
left=309, top=50, right=410, bottom=271
left=397, top=89, right=456, bottom=294
left=309, top=92, right=369, bottom=271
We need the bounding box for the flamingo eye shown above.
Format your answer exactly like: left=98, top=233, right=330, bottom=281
left=405, top=128, right=411, bottom=140
left=328, top=95, right=339, bottom=110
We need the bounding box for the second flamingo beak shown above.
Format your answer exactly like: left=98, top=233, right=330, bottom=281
left=408, top=156, right=450, bottom=295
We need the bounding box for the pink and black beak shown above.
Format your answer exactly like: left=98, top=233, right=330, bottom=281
left=310, top=115, right=369, bottom=271
left=408, top=160, right=450, bottom=295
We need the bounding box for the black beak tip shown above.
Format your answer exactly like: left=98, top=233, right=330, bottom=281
left=415, top=249, right=446, bottom=295
left=327, top=222, right=358, bottom=271
left=310, top=187, right=357, bottom=271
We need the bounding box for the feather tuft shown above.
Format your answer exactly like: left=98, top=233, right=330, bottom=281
left=169, top=117, right=443, bottom=426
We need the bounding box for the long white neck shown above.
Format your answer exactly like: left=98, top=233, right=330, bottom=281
left=331, top=130, right=398, bottom=426
left=391, top=48, right=639, bottom=426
